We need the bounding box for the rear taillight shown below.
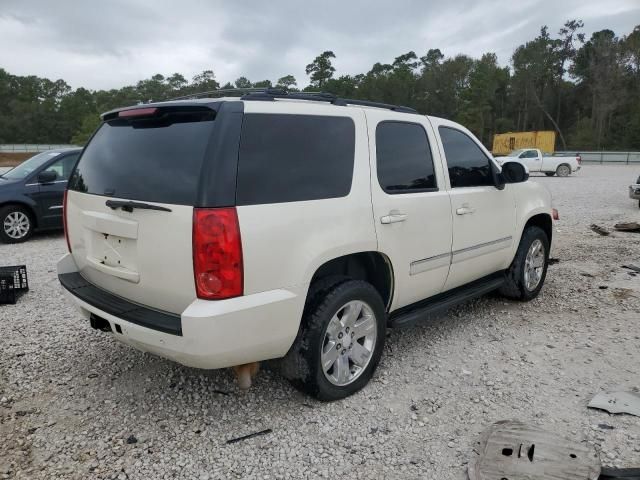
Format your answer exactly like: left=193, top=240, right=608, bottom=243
left=63, top=190, right=71, bottom=252
left=193, top=208, right=243, bottom=300
left=552, top=208, right=559, bottom=221
left=577, top=155, right=582, bottom=165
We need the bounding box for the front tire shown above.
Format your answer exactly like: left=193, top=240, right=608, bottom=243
left=280, top=279, right=386, bottom=401
left=556, top=164, right=571, bottom=177
left=0, top=205, right=34, bottom=243
left=499, top=226, right=550, bottom=301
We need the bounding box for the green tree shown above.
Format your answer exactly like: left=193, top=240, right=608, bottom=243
left=167, top=73, right=188, bottom=91
left=252, top=79, right=272, bottom=88
left=234, top=76, right=252, bottom=89
left=573, top=30, right=627, bottom=148
left=306, top=51, right=336, bottom=88
left=511, top=26, right=569, bottom=148
left=459, top=53, right=510, bottom=145
left=191, top=70, right=220, bottom=92
left=275, top=75, right=297, bottom=90
left=71, top=114, right=101, bottom=145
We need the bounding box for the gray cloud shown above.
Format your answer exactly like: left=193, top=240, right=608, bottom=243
left=0, top=0, right=638, bottom=90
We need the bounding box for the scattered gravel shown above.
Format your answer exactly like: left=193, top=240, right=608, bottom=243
left=1, top=165, right=639, bottom=479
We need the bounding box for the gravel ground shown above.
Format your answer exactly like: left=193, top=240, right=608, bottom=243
left=1, top=165, right=639, bottom=479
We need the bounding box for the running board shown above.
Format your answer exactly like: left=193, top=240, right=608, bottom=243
left=388, top=272, right=505, bottom=328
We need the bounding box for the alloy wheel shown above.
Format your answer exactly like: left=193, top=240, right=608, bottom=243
left=523, top=239, right=545, bottom=291
left=3, top=211, right=30, bottom=240
left=321, top=300, right=377, bottom=386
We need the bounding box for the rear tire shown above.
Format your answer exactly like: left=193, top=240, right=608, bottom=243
left=499, top=226, right=549, bottom=301
left=545, top=172, right=555, bottom=177
left=0, top=205, right=34, bottom=243
left=556, top=164, right=571, bottom=177
left=280, top=279, right=386, bottom=401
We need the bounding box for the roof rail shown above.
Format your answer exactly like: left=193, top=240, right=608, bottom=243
left=167, top=87, right=417, bottom=113
left=240, top=89, right=417, bottom=113
left=167, top=87, right=288, bottom=101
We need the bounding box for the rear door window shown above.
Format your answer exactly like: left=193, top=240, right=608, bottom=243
left=69, top=107, right=216, bottom=205
left=236, top=114, right=355, bottom=205
left=376, top=121, right=437, bottom=193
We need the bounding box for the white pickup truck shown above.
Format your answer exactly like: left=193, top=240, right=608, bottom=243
left=496, top=148, right=581, bottom=177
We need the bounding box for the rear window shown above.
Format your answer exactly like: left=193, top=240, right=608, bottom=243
left=236, top=114, right=355, bottom=205
left=69, top=107, right=216, bottom=205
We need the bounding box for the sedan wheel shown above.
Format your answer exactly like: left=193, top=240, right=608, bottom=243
left=0, top=206, right=34, bottom=243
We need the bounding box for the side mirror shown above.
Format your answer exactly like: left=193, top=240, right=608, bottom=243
left=37, top=170, right=58, bottom=184
left=500, top=161, right=529, bottom=184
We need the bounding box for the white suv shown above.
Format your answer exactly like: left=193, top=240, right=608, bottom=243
left=58, top=90, right=554, bottom=400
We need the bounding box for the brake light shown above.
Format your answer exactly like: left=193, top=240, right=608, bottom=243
left=118, top=107, right=158, bottom=118
left=552, top=208, right=559, bottom=221
left=576, top=155, right=582, bottom=165
left=193, top=208, right=243, bottom=300
left=63, top=190, right=71, bottom=252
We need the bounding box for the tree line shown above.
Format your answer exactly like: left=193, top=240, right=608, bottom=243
left=0, top=20, right=638, bottom=151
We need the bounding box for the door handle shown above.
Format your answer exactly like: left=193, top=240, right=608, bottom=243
left=380, top=211, right=408, bottom=224
left=456, top=205, right=475, bottom=215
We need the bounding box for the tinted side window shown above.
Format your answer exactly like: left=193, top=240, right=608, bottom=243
left=236, top=114, right=355, bottom=205
left=520, top=150, right=537, bottom=159
left=376, top=122, right=436, bottom=193
left=439, top=127, right=494, bottom=188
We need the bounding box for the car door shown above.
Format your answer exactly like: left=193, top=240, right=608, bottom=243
left=30, top=152, right=79, bottom=228
left=433, top=119, right=516, bottom=291
left=518, top=149, right=541, bottom=171
left=367, top=110, right=453, bottom=310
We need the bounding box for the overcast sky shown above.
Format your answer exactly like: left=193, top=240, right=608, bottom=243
left=1, top=0, right=638, bottom=91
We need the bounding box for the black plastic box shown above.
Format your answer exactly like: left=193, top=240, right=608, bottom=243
left=0, top=265, right=28, bottom=304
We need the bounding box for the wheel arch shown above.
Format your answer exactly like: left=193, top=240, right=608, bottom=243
left=307, top=251, right=395, bottom=311
left=523, top=213, right=553, bottom=245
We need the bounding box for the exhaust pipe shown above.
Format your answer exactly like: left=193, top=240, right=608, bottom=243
left=89, top=313, right=112, bottom=332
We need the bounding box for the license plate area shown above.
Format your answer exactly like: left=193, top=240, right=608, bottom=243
left=86, top=231, right=140, bottom=282
left=89, top=232, right=136, bottom=270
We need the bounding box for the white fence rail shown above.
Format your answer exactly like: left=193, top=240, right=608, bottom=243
left=0, top=144, right=78, bottom=153
left=554, top=151, right=640, bottom=164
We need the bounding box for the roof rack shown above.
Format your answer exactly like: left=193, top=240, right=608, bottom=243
left=168, top=87, right=277, bottom=101
left=240, top=89, right=417, bottom=113
left=167, top=88, right=417, bottom=113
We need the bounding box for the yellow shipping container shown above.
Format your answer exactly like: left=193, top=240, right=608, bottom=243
left=492, top=131, right=556, bottom=156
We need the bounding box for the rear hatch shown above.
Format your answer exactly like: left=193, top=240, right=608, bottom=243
left=66, top=104, right=218, bottom=315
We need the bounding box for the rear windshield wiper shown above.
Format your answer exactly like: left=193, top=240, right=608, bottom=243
left=105, top=200, right=172, bottom=213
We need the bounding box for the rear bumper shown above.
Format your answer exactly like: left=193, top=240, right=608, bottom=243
left=57, top=253, right=305, bottom=369
left=629, top=185, right=640, bottom=200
